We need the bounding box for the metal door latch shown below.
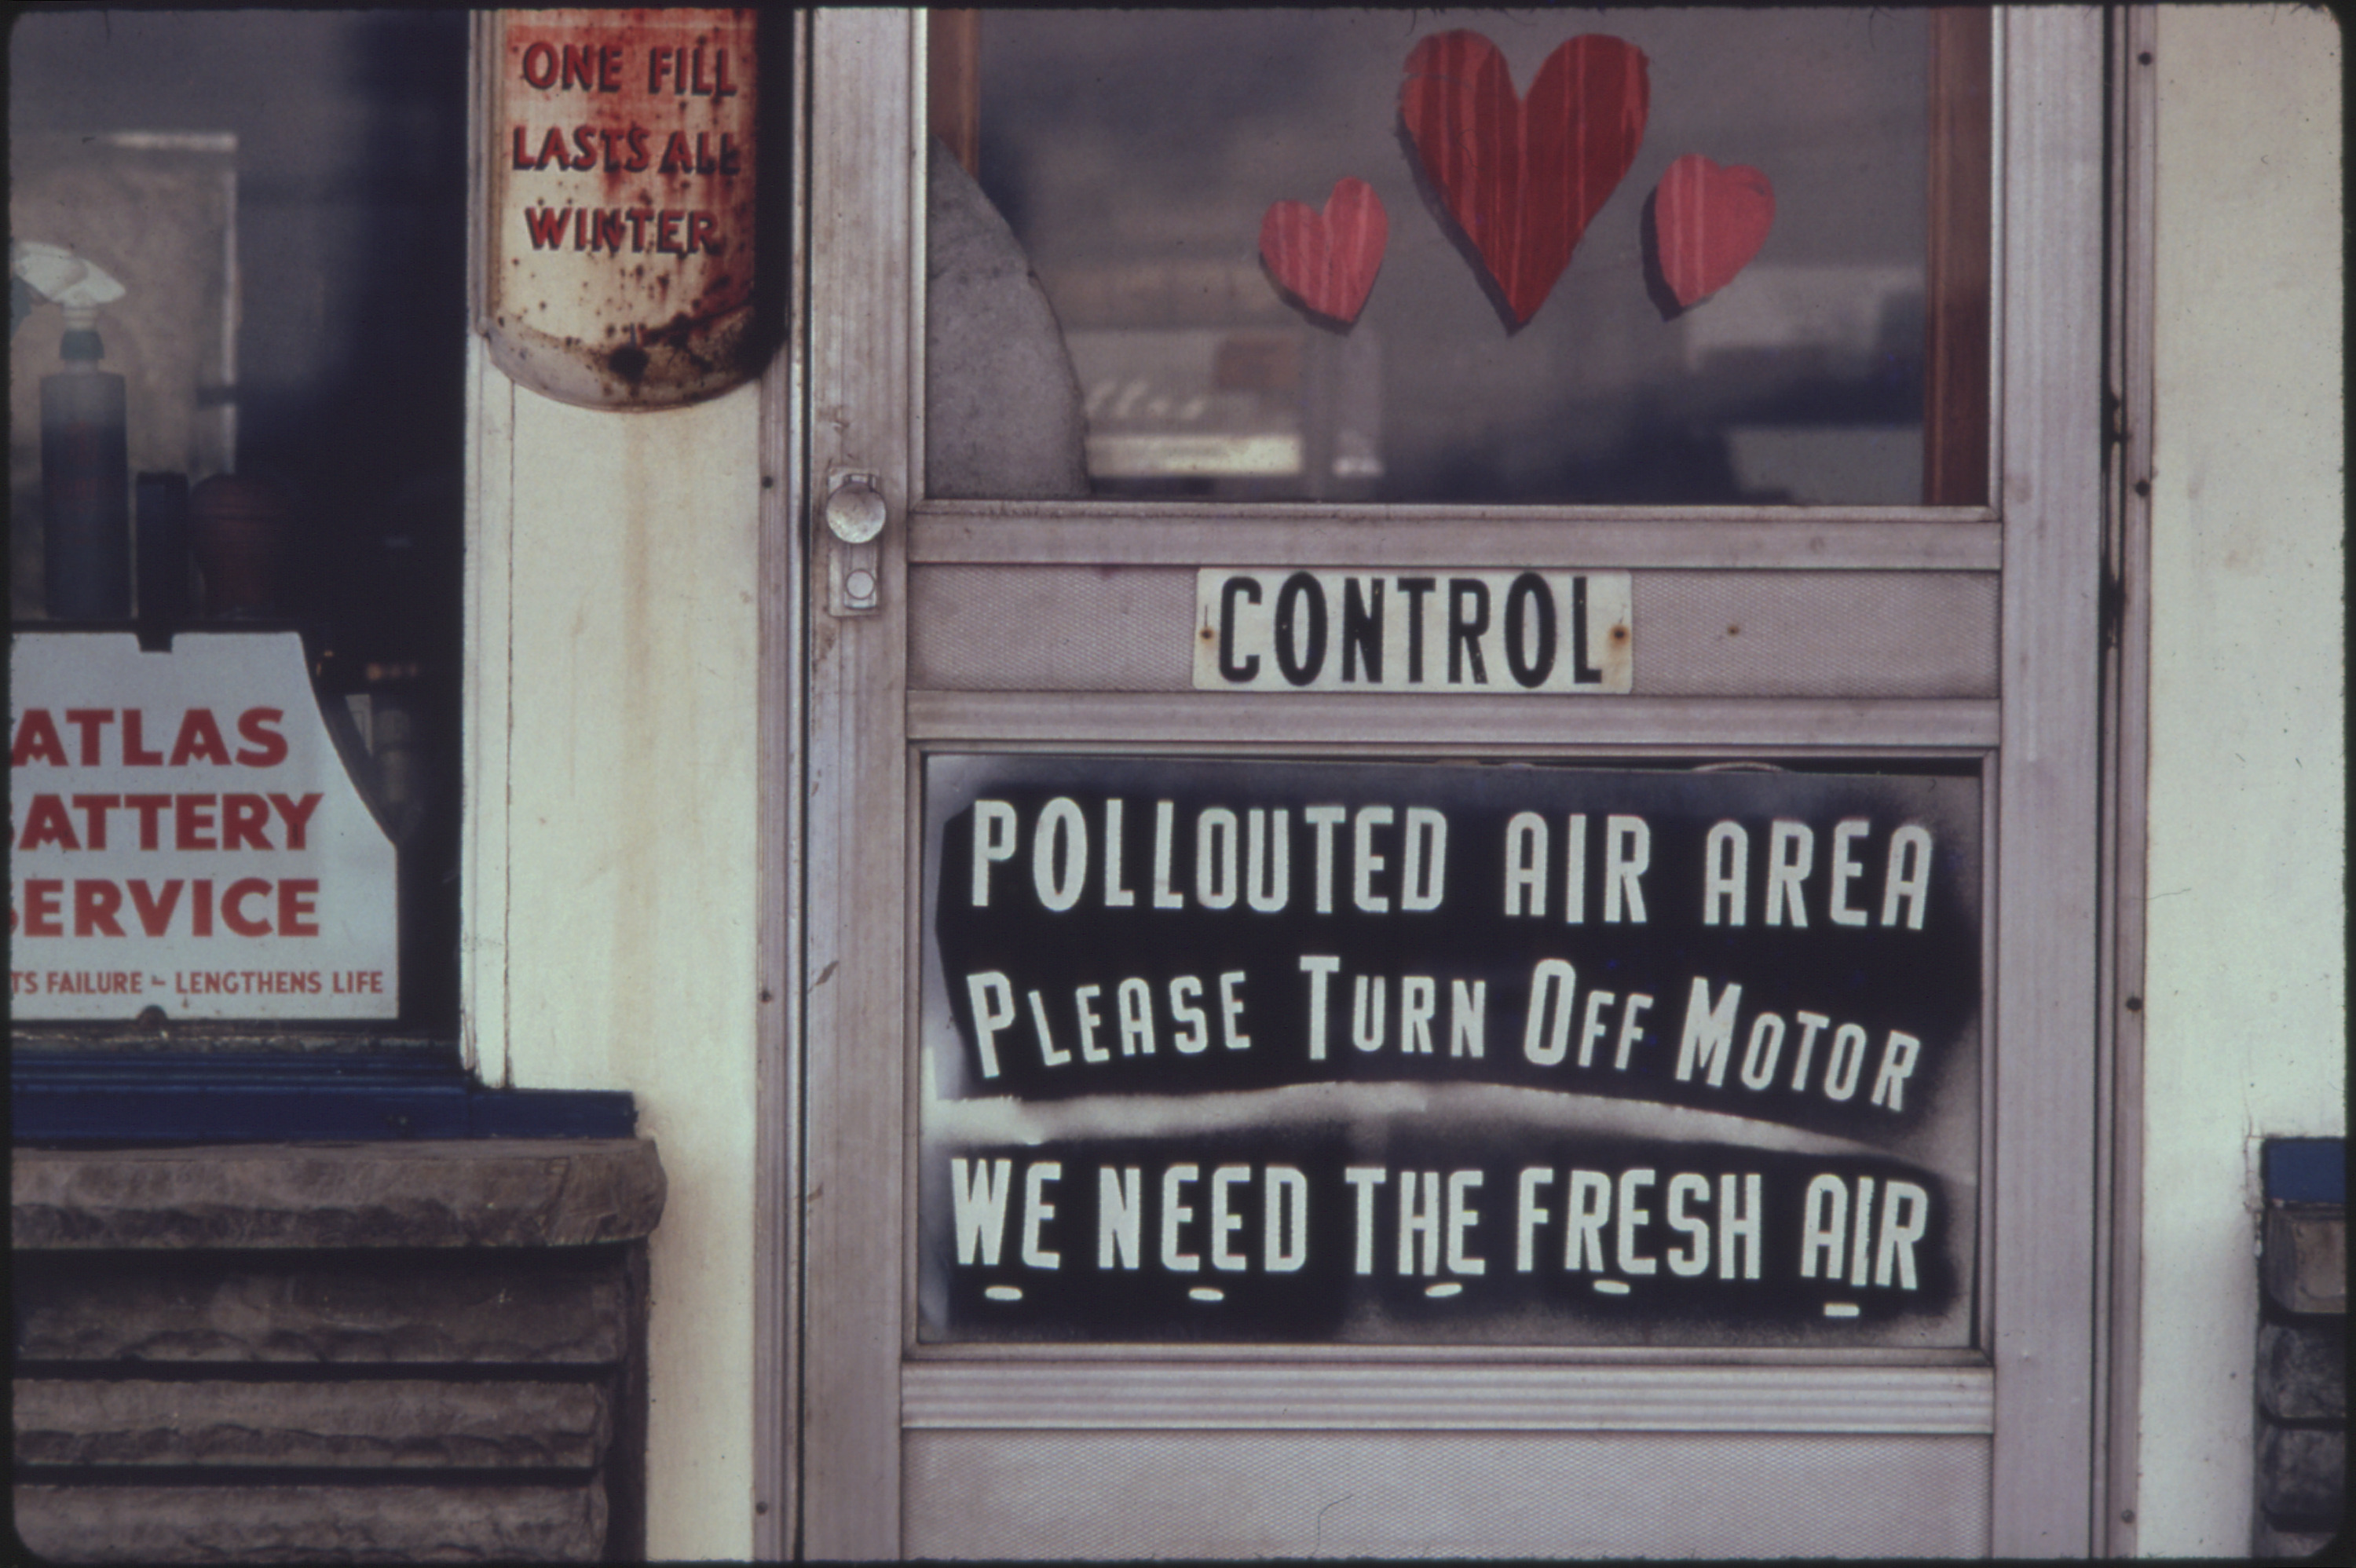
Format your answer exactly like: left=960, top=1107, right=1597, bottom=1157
left=824, top=472, right=885, bottom=615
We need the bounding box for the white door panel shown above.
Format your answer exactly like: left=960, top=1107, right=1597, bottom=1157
left=798, top=9, right=2105, bottom=1557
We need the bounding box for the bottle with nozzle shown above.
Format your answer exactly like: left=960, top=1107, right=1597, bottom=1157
left=16, top=240, right=131, bottom=620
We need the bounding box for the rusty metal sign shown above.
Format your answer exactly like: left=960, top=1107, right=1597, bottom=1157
left=483, top=9, right=760, bottom=408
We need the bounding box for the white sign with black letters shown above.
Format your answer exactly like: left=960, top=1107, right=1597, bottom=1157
left=1194, top=568, right=1631, bottom=693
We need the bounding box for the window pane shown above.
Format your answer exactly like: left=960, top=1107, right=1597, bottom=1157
left=9, top=12, right=466, bottom=1028
left=916, top=754, right=1983, bottom=1347
left=940, top=9, right=1984, bottom=506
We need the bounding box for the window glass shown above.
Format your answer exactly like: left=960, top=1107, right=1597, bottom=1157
left=10, top=11, right=466, bottom=1029
left=949, top=9, right=1981, bottom=506
left=916, top=755, right=1984, bottom=1347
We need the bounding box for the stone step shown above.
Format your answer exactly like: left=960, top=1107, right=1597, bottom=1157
left=16, top=1377, right=609, bottom=1470
left=16, top=1481, right=607, bottom=1563
left=2259, top=1322, right=2349, bottom=1423
left=14, top=1250, right=630, bottom=1365
left=12, top=1139, right=664, bottom=1250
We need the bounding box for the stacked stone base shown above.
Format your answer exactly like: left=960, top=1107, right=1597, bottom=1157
left=2254, top=1171, right=2346, bottom=1558
left=12, top=1141, right=661, bottom=1563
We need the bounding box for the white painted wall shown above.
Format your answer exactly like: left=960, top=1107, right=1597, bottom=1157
left=451, top=11, right=2346, bottom=1560
left=2140, top=9, right=2344, bottom=1555
left=465, top=340, right=763, bottom=1561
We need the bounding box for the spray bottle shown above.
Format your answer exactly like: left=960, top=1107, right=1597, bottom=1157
left=15, top=241, right=130, bottom=620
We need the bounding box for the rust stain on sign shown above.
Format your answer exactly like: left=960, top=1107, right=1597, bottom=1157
left=485, top=9, right=759, bottom=408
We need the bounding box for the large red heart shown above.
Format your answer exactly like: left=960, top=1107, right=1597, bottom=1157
left=1259, top=177, right=1388, bottom=326
left=1400, top=31, right=1649, bottom=326
left=1652, top=155, right=1776, bottom=309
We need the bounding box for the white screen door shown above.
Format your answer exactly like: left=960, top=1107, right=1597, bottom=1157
left=797, top=9, right=2106, bottom=1557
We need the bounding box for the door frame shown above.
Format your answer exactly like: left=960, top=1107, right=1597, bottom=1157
left=770, top=8, right=2122, bottom=1557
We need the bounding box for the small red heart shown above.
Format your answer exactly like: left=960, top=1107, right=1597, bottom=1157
left=1652, top=155, right=1775, bottom=309
left=1401, top=31, right=1649, bottom=326
left=1260, top=177, right=1389, bottom=326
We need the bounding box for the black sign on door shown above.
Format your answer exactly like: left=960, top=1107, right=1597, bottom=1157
left=919, top=755, right=1980, bottom=1347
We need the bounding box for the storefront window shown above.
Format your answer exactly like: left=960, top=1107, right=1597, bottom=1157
left=936, top=9, right=1986, bottom=506
left=9, top=10, right=466, bottom=1032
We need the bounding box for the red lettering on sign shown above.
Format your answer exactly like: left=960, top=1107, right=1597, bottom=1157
left=270, top=793, right=323, bottom=850
left=223, top=879, right=273, bottom=938
left=514, top=205, right=721, bottom=255
left=280, top=879, right=320, bottom=938
left=236, top=707, right=288, bottom=766
left=129, top=879, right=182, bottom=937
left=72, top=795, right=119, bottom=850
left=74, top=879, right=125, bottom=938
left=122, top=710, right=164, bottom=766
left=11, top=709, right=68, bottom=767
left=126, top=795, right=169, bottom=850
left=13, top=878, right=327, bottom=940
left=525, top=205, right=569, bottom=249
left=23, top=880, right=63, bottom=937
left=222, top=794, right=272, bottom=850
left=176, top=795, right=218, bottom=851
left=169, top=709, right=233, bottom=767
left=19, top=795, right=77, bottom=852
left=561, top=42, right=601, bottom=92
left=64, top=709, right=115, bottom=764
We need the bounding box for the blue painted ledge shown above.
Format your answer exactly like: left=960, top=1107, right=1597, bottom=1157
left=10, top=1051, right=635, bottom=1144
left=2265, top=1138, right=2347, bottom=1205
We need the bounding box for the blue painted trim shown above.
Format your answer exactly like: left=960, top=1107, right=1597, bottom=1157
left=2264, top=1138, right=2347, bottom=1204
left=9, top=1052, right=636, bottom=1143
left=468, top=1085, right=639, bottom=1139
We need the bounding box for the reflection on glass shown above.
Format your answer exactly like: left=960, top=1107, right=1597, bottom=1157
left=954, top=9, right=1974, bottom=506
left=10, top=12, right=468, bottom=1025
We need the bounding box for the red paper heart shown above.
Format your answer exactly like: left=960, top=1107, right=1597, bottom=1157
left=1652, top=155, right=1776, bottom=309
left=1401, top=31, right=1649, bottom=325
left=1260, top=177, right=1388, bottom=326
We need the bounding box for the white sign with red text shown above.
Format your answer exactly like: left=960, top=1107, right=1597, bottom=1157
left=9, top=633, right=398, bottom=1020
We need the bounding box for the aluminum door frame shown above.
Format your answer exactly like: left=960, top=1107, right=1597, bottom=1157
left=786, top=8, right=2110, bottom=1557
